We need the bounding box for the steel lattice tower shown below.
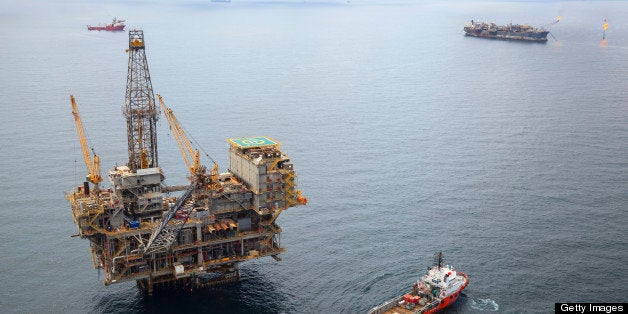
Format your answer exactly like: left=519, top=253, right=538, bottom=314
left=125, top=30, right=159, bottom=171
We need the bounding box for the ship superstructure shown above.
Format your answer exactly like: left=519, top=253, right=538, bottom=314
left=67, top=30, right=306, bottom=294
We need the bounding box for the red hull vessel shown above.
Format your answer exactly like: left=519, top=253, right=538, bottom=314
left=87, top=18, right=125, bottom=31
left=369, top=252, right=469, bottom=314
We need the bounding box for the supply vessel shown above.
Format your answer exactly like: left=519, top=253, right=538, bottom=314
left=67, top=30, right=307, bottom=295
left=464, top=20, right=549, bottom=42
left=369, top=253, right=468, bottom=314
left=87, top=17, right=125, bottom=31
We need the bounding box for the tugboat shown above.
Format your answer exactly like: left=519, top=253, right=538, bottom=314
left=87, top=18, right=125, bottom=31
left=369, top=252, right=468, bottom=314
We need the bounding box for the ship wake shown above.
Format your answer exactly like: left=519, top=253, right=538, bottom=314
left=470, top=298, right=499, bottom=311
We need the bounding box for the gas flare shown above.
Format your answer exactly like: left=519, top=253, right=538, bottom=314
left=549, top=16, right=562, bottom=25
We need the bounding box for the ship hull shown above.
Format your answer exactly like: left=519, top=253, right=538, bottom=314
left=423, top=290, right=461, bottom=314
left=87, top=25, right=125, bottom=31
left=464, top=28, right=548, bottom=42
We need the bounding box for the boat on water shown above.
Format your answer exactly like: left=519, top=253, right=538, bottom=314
left=369, top=252, right=468, bottom=314
left=87, top=18, right=125, bottom=31
left=464, top=20, right=549, bottom=42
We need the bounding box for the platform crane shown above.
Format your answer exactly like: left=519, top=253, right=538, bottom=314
left=70, top=95, right=102, bottom=191
left=158, top=94, right=220, bottom=189
left=158, top=95, right=203, bottom=176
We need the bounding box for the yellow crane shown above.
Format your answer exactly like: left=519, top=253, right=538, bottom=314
left=158, top=94, right=220, bottom=188
left=70, top=95, right=102, bottom=189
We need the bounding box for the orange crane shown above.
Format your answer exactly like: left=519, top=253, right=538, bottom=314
left=70, top=95, right=102, bottom=190
left=158, top=94, right=219, bottom=187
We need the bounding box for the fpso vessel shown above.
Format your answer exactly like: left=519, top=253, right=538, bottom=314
left=369, top=253, right=468, bottom=314
left=464, top=20, right=549, bottom=42
left=67, top=30, right=306, bottom=294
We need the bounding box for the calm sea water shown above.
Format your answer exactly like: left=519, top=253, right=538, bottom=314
left=0, top=0, right=626, bottom=313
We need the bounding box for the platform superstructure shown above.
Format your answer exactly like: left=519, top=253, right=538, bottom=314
left=67, top=30, right=306, bottom=294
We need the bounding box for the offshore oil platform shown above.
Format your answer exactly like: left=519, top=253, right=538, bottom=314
left=67, top=30, right=307, bottom=295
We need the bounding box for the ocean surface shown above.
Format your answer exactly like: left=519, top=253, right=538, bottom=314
left=0, top=0, right=626, bottom=313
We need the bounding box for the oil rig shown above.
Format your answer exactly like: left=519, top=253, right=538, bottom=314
left=67, top=30, right=307, bottom=295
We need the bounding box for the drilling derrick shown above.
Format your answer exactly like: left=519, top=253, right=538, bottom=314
left=67, top=30, right=307, bottom=296
left=125, top=30, right=159, bottom=171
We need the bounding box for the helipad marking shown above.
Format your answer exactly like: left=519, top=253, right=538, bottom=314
left=228, top=137, right=277, bottom=148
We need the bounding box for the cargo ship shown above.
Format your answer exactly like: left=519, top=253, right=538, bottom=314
left=369, top=253, right=468, bottom=314
left=87, top=18, right=125, bottom=31
left=464, top=20, right=549, bottom=42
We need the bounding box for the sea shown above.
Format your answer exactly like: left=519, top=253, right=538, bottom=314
left=0, top=0, right=626, bottom=313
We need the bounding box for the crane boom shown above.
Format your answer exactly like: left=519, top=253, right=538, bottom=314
left=70, top=95, right=102, bottom=187
left=157, top=94, right=202, bottom=175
